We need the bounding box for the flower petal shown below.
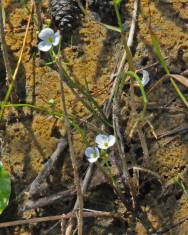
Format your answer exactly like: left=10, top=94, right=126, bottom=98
left=108, top=135, right=116, bottom=147
left=96, top=134, right=113, bottom=149
left=95, top=134, right=108, bottom=145
left=52, top=32, right=61, bottom=46
left=140, top=70, right=150, bottom=86
left=85, top=147, right=94, bottom=158
left=38, top=41, right=52, bottom=52
left=85, top=147, right=100, bottom=163
left=98, top=143, right=109, bottom=149
left=87, top=156, right=99, bottom=163
left=38, top=28, right=54, bottom=41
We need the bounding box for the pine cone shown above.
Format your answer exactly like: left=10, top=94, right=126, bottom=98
left=50, top=0, right=81, bottom=34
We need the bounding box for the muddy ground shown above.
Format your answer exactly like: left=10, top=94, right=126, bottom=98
left=0, top=0, right=188, bottom=234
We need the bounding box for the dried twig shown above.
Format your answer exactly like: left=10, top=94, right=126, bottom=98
left=29, top=138, right=68, bottom=196
left=112, top=99, right=136, bottom=208
left=0, top=210, right=124, bottom=228
left=32, top=0, right=43, bottom=29
left=156, top=215, right=188, bottom=234
left=157, top=123, right=188, bottom=139
left=33, top=164, right=94, bottom=235
left=23, top=188, right=75, bottom=211
left=0, top=1, right=12, bottom=85
left=22, top=165, right=94, bottom=233
left=0, top=1, right=18, bottom=102
left=127, top=0, right=138, bottom=47
left=65, top=162, right=94, bottom=235
left=137, top=125, right=149, bottom=163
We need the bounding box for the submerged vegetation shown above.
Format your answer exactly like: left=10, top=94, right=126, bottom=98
left=0, top=0, right=188, bottom=234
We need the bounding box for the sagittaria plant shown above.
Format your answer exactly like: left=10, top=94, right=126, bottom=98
left=38, top=27, right=60, bottom=52
left=85, top=134, right=116, bottom=163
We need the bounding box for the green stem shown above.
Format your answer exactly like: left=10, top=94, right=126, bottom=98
left=1, top=103, right=64, bottom=118
left=112, top=0, right=135, bottom=72
left=113, top=0, right=124, bottom=32
left=170, top=77, right=188, bottom=108
left=121, top=34, right=135, bottom=71
left=126, top=71, right=148, bottom=116
left=54, top=52, right=111, bottom=128
left=50, top=47, right=111, bottom=127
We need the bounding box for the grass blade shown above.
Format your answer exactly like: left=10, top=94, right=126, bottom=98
left=151, top=34, right=169, bottom=75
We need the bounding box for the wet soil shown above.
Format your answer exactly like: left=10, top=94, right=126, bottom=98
left=0, top=0, right=188, bottom=234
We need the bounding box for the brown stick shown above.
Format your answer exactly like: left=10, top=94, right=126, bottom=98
left=0, top=210, right=123, bottom=228
left=0, top=1, right=12, bottom=85
left=156, top=215, right=188, bottom=234
left=23, top=188, right=75, bottom=211
left=65, top=157, right=95, bottom=234
left=157, top=123, right=188, bottom=139
left=29, top=138, right=68, bottom=196
left=0, top=1, right=18, bottom=102
left=32, top=0, right=43, bottom=29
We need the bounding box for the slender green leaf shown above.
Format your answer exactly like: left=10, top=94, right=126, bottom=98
left=151, top=34, right=169, bottom=74
left=113, top=0, right=122, bottom=6
left=169, top=77, right=188, bottom=108
left=151, top=34, right=188, bottom=108
left=102, top=23, right=121, bottom=32
left=2, top=7, right=6, bottom=26
left=59, top=67, right=112, bottom=127
left=112, top=0, right=124, bottom=32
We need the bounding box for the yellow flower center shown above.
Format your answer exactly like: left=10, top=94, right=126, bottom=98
left=48, top=37, right=53, bottom=43
left=93, top=152, right=97, bottom=158
left=104, top=142, right=108, bottom=147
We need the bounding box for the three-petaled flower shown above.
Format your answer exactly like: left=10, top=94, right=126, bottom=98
left=85, top=147, right=100, bottom=163
left=38, top=28, right=60, bottom=52
left=85, top=134, right=116, bottom=163
left=95, top=134, right=116, bottom=150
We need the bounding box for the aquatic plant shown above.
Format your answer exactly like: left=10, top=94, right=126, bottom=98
left=38, top=27, right=60, bottom=52
left=85, top=134, right=116, bottom=163
left=95, top=134, right=116, bottom=150
left=85, top=147, right=100, bottom=163
left=1, top=1, right=188, bottom=234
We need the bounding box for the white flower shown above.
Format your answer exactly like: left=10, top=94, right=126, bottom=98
left=95, top=134, right=116, bottom=150
left=85, top=147, right=100, bottom=163
left=135, top=70, right=150, bottom=87
left=48, top=99, right=55, bottom=105
left=140, top=70, right=150, bottom=86
left=38, top=28, right=60, bottom=52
